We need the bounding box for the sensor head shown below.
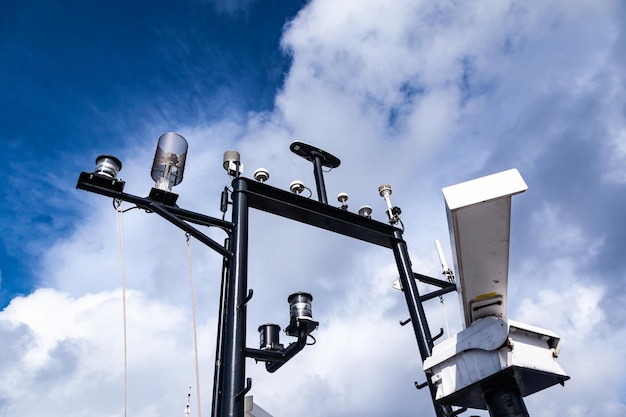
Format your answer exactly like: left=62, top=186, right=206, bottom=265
left=358, top=205, right=373, bottom=218
left=223, top=149, right=243, bottom=176
left=253, top=168, right=270, bottom=183
left=290, top=180, right=305, bottom=195
left=378, top=184, right=392, bottom=198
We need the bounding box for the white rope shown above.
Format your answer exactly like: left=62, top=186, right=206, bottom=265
left=186, top=233, right=202, bottom=417
left=115, top=200, right=128, bottom=417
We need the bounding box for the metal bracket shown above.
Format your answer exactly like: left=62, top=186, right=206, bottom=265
left=415, top=381, right=428, bottom=390
left=235, top=377, right=252, bottom=400
left=430, top=327, right=444, bottom=343
left=238, top=289, right=254, bottom=309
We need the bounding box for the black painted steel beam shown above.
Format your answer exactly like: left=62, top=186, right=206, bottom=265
left=77, top=172, right=232, bottom=258
left=240, top=178, right=400, bottom=248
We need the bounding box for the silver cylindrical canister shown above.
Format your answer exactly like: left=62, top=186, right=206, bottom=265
left=94, top=155, right=122, bottom=179
left=151, top=132, right=188, bottom=189
left=288, top=292, right=313, bottom=322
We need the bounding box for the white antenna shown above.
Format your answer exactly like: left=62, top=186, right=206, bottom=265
left=184, top=385, right=192, bottom=417
left=435, top=239, right=455, bottom=283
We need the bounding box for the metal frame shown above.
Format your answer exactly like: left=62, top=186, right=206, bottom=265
left=76, top=168, right=458, bottom=417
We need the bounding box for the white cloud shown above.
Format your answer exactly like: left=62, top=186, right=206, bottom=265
left=516, top=284, right=626, bottom=417
left=509, top=201, right=626, bottom=416
left=529, top=202, right=604, bottom=258
left=0, top=288, right=217, bottom=417
left=4, top=0, right=625, bottom=416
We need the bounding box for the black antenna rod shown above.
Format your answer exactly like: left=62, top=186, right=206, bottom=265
left=290, top=141, right=340, bottom=204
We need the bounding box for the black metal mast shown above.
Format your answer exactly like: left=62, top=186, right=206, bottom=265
left=76, top=141, right=458, bottom=417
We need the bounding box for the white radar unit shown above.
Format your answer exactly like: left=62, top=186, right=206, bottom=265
left=442, top=168, right=527, bottom=328
left=423, top=168, right=569, bottom=411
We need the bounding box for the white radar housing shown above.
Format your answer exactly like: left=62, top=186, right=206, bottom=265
left=442, top=169, right=527, bottom=328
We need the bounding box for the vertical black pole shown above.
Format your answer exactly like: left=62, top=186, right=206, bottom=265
left=218, top=177, right=249, bottom=417
left=392, top=233, right=433, bottom=357
left=211, top=241, right=230, bottom=417
left=311, top=153, right=328, bottom=204
left=392, top=230, right=452, bottom=417
left=483, top=385, right=529, bottom=417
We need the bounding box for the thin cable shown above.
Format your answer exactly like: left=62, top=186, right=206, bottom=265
left=440, top=295, right=450, bottom=338
left=186, top=233, right=202, bottom=417
left=115, top=199, right=128, bottom=417
left=185, top=385, right=192, bottom=417
left=442, top=268, right=456, bottom=339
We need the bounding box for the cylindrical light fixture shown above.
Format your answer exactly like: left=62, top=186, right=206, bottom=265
left=94, top=155, right=122, bottom=179
left=286, top=292, right=318, bottom=336
left=258, top=324, right=282, bottom=350
left=151, top=132, right=188, bottom=191
left=289, top=292, right=313, bottom=322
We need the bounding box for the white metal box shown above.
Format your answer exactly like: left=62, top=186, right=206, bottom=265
left=423, top=317, right=569, bottom=409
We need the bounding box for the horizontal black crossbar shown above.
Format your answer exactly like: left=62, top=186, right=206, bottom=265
left=238, top=178, right=401, bottom=249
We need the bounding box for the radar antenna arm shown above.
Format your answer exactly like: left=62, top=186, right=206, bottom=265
left=290, top=141, right=341, bottom=204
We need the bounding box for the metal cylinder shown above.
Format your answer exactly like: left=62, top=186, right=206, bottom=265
left=378, top=184, right=392, bottom=197
left=483, top=386, right=529, bottom=417
left=94, top=155, right=122, bottom=179
left=151, top=132, right=188, bottom=188
left=223, top=149, right=240, bottom=169
left=258, top=324, right=281, bottom=350
left=288, top=292, right=314, bottom=322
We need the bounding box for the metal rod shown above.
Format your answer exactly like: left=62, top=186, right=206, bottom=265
left=244, top=328, right=309, bottom=372
left=217, top=177, right=250, bottom=417
left=392, top=230, right=453, bottom=417
left=392, top=232, right=433, bottom=358
left=265, top=328, right=308, bottom=373
left=419, top=286, right=457, bottom=303
left=146, top=203, right=232, bottom=259
left=167, top=204, right=233, bottom=231
left=413, top=272, right=457, bottom=289
left=211, top=240, right=230, bottom=417
left=311, top=153, right=328, bottom=204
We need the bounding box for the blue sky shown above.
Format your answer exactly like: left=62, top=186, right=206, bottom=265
left=1, top=0, right=304, bottom=304
left=1, top=1, right=625, bottom=416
